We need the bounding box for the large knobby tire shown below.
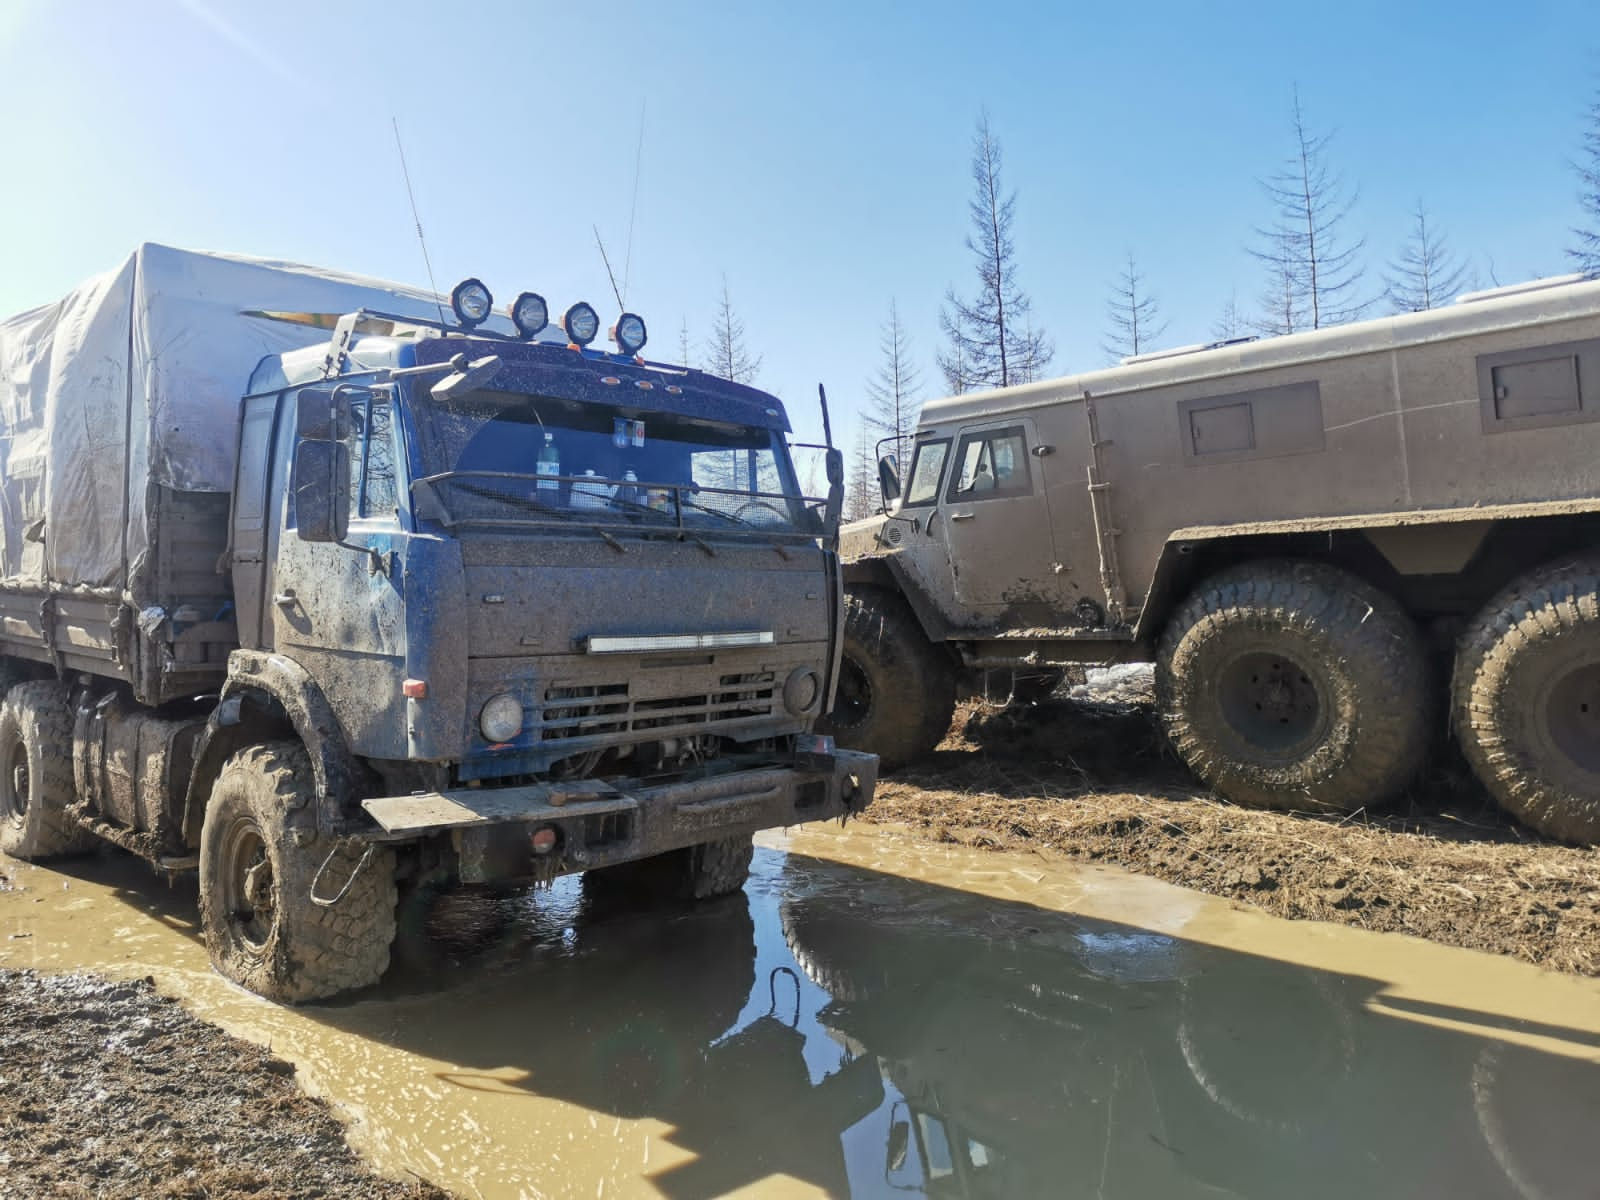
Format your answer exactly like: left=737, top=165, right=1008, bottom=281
left=0, top=681, right=91, bottom=860
left=1453, top=555, right=1600, bottom=844
left=199, top=741, right=396, bottom=1003
left=583, top=833, right=755, bottom=903
left=1157, top=561, right=1429, bottom=813
left=818, top=586, right=956, bottom=769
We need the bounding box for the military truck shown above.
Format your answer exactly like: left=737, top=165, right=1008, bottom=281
left=0, top=244, right=875, bottom=1001
left=821, top=274, right=1600, bottom=843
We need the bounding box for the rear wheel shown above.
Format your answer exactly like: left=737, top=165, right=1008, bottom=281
left=583, top=834, right=755, bottom=902
left=1453, top=555, right=1600, bottom=844
left=818, top=587, right=956, bottom=769
left=1157, top=561, right=1429, bottom=813
left=0, top=681, right=91, bottom=860
left=199, top=741, right=396, bottom=1003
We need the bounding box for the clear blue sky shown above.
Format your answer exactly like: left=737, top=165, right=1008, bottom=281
left=1, top=0, right=1595, bottom=445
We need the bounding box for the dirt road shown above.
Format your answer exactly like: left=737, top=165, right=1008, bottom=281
left=863, top=669, right=1600, bottom=976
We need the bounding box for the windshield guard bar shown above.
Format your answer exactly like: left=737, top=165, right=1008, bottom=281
left=409, top=470, right=827, bottom=538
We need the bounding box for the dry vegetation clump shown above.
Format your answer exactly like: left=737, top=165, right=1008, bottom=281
left=864, top=679, right=1600, bottom=975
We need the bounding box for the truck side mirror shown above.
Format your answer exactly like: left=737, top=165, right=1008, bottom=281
left=824, top=447, right=845, bottom=532
left=877, top=453, right=901, bottom=505
left=291, top=440, right=351, bottom=543
left=295, top=386, right=354, bottom=442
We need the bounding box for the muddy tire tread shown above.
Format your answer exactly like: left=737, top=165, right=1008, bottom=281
left=1156, top=561, right=1429, bottom=813
left=1452, top=555, right=1600, bottom=844
left=820, top=586, right=956, bottom=770
left=199, top=741, right=396, bottom=1003
left=0, top=681, right=91, bottom=860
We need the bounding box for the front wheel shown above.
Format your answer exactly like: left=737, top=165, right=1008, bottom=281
left=817, top=587, right=956, bottom=769
left=1453, top=555, right=1600, bottom=843
left=1157, top=561, right=1429, bottom=813
left=198, top=741, right=396, bottom=1003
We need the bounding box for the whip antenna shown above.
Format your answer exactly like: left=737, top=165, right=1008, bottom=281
left=622, top=100, right=646, bottom=305
left=593, top=225, right=625, bottom=313
left=392, top=117, right=447, bottom=325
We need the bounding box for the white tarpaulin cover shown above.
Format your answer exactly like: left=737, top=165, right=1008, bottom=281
left=0, top=244, right=454, bottom=593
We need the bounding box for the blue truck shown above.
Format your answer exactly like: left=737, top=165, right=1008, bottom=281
left=0, top=245, right=876, bottom=1001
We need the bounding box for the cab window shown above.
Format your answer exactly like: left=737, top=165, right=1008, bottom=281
left=349, top=394, right=399, bottom=520
left=902, top=439, right=950, bottom=507
left=947, top=426, right=1031, bottom=500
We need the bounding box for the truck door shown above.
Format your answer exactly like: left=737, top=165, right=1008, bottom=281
left=261, top=389, right=410, bottom=760
left=940, top=420, right=1066, bottom=617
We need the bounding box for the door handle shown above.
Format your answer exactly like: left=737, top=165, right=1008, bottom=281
left=273, top=589, right=298, bottom=607
left=949, top=512, right=976, bottom=522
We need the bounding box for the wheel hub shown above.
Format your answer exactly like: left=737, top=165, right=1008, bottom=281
left=829, top=655, right=873, bottom=730
left=1, top=741, right=28, bottom=824
left=221, top=817, right=275, bottom=948
left=1543, top=660, right=1600, bottom=775
left=1216, top=651, right=1327, bottom=756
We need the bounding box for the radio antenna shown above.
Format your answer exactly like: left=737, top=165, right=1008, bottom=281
left=621, top=100, right=646, bottom=306
left=593, top=225, right=625, bottom=313
left=392, top=117, right=448, bottom=325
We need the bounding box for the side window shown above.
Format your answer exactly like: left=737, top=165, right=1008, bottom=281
left=902, top=439, right=950, bottom=507
left=348, top=396, right=399, bottom=520
left=947, top=426, right=1031, bottom=501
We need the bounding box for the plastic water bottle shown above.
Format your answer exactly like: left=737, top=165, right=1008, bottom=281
left=621, top=469, right=639, bottom=506
left=536, top=432, right=559, bottom=496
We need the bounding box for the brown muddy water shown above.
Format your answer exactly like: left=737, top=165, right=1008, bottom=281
left=2, top=824, right=1599, bottom=1200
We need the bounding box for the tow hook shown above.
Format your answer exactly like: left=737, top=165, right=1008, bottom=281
left=309, top=840, right=376, bottom=908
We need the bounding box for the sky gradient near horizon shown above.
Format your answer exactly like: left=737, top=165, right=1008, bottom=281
left=1, top=0, right=1596, bottom=445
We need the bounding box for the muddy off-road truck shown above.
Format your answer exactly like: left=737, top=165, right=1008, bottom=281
left=821, top=274, right=1600, bottom=843
left=0, top=244, right=875, bottom=1002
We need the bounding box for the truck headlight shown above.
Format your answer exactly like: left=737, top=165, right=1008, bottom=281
left=783, top=666, right=823, bottom=717
left=613, top=312, right=647, bottom=356
left=510, top=291, right=548, bottom=338
left=563, top=301, right=600, bottom=346
left=451, top=278, right=493, bottom=328
left=479, top=693, right=524, bottom=743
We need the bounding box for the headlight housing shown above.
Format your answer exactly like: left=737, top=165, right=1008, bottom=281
left=510, top=291, right=548, bottom=339
left=613, top=312, right=648, bottom=356
left=479, top=693, right=524, bottom=743
left=451, top=278, right=493, bottom=328
left=563, top=301, right=600, bottom=346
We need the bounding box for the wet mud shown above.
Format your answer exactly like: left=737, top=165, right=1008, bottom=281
left=3, top=825, right=1599, bottom=1198
left=868, top=670, right=1600, bottom=975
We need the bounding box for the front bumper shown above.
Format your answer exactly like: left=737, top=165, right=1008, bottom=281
left=359, top=749, right=879, bottom=884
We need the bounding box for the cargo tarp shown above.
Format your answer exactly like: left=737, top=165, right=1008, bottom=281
left=0, top=244, right=457, bottom=593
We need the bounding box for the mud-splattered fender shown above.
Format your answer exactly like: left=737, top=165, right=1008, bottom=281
left=181, top=650, right=364, bottom=845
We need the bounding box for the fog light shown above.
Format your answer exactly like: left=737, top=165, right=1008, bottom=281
left=783, top=666, right=823, bottom=717
left=530, top=826, right=559, bottom=855
left=479, top=692, right=524, bottom=743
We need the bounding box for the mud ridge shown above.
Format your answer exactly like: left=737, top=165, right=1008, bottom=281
left=864, top=673, right=1600, bottom=976
left=0, top=968, right=450, bottom=1199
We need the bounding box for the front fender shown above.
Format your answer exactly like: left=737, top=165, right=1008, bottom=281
left=181, top=650, right=364, bottom=844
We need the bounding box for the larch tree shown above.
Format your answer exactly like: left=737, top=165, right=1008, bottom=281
left=1252, top=87, right=1368, bottom=331
left=1384, top=203, right=1472, bottom=311
left=863, top=299, right=922, bottom=466
left=678, top=317, right=692, bottom=368
left=704, top=276, right=762, bottom=383
left=938, top=112, right=1053, bottom=392
left=1101, top=253, right=1169, bottom=362
left=1569, top=78, right=1600, bottom=277
left=844, top=413, right=879, bottom=523
left=1212, top=291, right=1247, bottom=342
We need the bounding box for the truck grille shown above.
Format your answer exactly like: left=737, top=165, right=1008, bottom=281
left=537, top=672, right=776, bottom=743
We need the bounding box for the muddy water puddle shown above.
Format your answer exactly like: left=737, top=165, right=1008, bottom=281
left=3, top=825, right=1599, bottom=1199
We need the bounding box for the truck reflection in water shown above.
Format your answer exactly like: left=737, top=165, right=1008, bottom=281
left=305, top=847, right=1598, bottom=1200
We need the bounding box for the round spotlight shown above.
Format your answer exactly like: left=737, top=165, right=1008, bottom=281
left=613, top=312, right=648, bottom=356
left=451, top=278, right=493, bottom=328
left=509, top=292, right=549, bottom=339
left=563, top=301, right=600, bottom=346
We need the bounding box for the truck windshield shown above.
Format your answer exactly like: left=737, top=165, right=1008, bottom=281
left=410, top=388, right=816, bottom=535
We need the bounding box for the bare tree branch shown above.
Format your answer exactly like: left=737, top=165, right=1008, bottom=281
left=703, top=276, right=762, bottom=384
left=863, top=298, right=921, bottom=466
left=1569, top=76, right=1600, bottom=278
left=1102, top=252, right=1169, bottom=362
left=1385, top=202, right=1473, bottom=311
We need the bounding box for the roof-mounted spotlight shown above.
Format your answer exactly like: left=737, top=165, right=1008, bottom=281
left=563, top=301, right=600, bottom=347
left=509, top=292, right=549, bottom=339
left=612, top=312, right=648, bottom=357
left=450, top=278, right=493, bottom=328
